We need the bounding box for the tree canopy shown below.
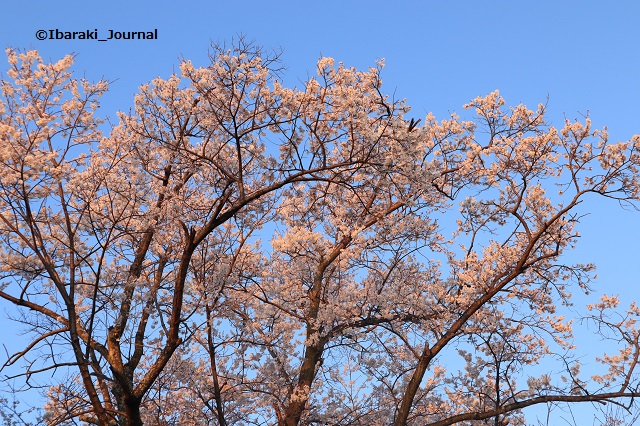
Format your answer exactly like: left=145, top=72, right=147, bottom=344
left=1, top=41, right=639, bottom=426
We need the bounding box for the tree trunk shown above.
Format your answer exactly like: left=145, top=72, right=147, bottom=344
left=282, top=341, right=324, bottom=426
left=393, top=342, right=432, bottom=426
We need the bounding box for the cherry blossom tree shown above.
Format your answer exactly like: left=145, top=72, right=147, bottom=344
left=1, top=40, right=640, bottom=426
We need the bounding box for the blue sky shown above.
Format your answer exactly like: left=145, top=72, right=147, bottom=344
left=1, top=1, right=640, bottom=423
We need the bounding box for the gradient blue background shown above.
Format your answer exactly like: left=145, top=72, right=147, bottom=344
left=1, top=1, right=639, bottom=424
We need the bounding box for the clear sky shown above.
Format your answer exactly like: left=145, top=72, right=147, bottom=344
left=1, top=1, right=639, bottom=423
